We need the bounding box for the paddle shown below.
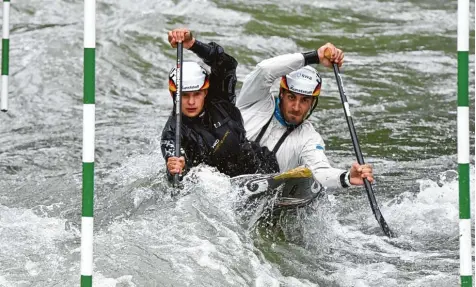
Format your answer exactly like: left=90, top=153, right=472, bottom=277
left=173, top=41, right=184, bottom=187
left=325, top=52, right=394, bottom=237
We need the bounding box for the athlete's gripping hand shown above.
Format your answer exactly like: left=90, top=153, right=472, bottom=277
left=349, top=163, right=374, bottom=185
left=168, top=28, right=195, bottom=49
left=167, top=156, right=185, bottom=175
left=318, top=43, right=344, bottom=68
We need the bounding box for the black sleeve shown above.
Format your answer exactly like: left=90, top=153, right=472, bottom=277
left=161, top=116, right=177, bottom=161
left=161, top=116, right=176, bottom=181
left=190, top=40, right=238, bottom=104
left=302, top=50, right=319, bottom=65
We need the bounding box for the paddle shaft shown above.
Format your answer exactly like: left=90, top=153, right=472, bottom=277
left=174, top=42, right=183, bottom=186
left=331, top=63, right=394, bottom=238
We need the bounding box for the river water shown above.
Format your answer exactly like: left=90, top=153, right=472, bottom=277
left=0, top=0, right=475, bottom=286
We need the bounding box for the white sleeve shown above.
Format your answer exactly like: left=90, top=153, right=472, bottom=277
left=237, top=53, right=305, bottom=109
left=299, top=127, right=347, bottom=189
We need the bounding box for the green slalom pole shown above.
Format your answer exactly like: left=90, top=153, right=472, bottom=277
left=81, top=0, right=96, bottom=286
left=457, top=0, right=471, bottom=286
left=1, top=0, right=10, bottom=112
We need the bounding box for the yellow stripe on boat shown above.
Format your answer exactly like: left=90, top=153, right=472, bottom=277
left=273, top=166, right=312, bottom=180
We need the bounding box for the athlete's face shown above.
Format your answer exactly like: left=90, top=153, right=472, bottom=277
left=181, top=90, right=207, bottom=117
left=279, top=90, right=315, bottom=124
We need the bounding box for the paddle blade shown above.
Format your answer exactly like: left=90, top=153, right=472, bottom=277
left=375, top=209, right=395, bottom=238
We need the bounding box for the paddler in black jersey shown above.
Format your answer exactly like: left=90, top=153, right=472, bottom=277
left=161, top=28, right=279, bottom=181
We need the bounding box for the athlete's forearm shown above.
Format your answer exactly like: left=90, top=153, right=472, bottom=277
left=190, top=40, right=238, bottom=104
left=237, top=53, right=304, bottom=108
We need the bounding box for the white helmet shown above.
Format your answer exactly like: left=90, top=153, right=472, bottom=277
left=169, top=61, right=209, bottom=93
left=280, top=66, right=322, bottom=97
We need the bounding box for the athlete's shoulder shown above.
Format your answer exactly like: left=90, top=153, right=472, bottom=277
left=297, top=120, right=319, bottom=135
left=161, top=114, right=175, bottom=132
left=208, top=98, right=244, bottom=124
left=209, top=98, right=239, bottom=115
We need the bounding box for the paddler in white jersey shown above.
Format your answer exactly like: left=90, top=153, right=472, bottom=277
left=236, top=43, right=374, bottom=189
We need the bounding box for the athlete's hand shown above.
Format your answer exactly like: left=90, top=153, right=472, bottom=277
left=349, top=163, right=374, bottom=185
left=318, top=43, right=344, bottom=68
left=168, top=28, right=195, bottom=49
left=167, top=156, right=185, bottom=175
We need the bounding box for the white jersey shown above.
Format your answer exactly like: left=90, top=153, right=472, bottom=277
left=237, top=53, right=347, bottom=188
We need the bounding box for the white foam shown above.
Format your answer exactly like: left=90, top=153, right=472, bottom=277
left=0, top=205, right=75, bottom=285
left=255, top=274, right=280, bottom=287
left=329, top=262, right=399, bottom=287
left=0, top=205, right=73, bottom=243
left=384, top=169, right=473, bottom=238
left=0, top=276, right=28, bottom=287
left=93, top=274, right=137, bottom=287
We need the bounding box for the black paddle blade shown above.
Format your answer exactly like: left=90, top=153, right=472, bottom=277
left=379, top=215, right=395, bottom=238
left=373, top=204, right=395, bottom=238
left=363, top=179, right=395, bottom=237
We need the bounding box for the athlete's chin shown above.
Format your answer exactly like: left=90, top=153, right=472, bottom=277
left=285, top=115, right=304, bottom=125
left=183, top=109, right=200, bottom=117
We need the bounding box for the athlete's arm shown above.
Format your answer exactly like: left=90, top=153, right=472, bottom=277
left=237, top=42, right=344, bottom=109
left=236, top=53, right=305, bottom=109
left=168, top=28, right=238, bottom=104
left=189, top=41, right=237, bottom=104
left=299, top=127, right=348, bottom=188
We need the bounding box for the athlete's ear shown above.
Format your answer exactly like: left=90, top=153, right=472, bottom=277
left=204, top=89, right=208, bottom=97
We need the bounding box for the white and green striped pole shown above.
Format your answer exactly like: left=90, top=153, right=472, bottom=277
left=457, top=0, right=471, bottom=286
left=81, top=0, right=95, bottom=286
left=1, top=0, right=10, bottom=112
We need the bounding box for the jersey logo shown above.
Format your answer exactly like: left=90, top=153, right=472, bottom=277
left=316, top=144, right=324, bottom=150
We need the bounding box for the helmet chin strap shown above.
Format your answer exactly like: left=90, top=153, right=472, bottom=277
left=305, top=97, right=319, bottom=120
left=276, top=92, right=296, bottom=127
